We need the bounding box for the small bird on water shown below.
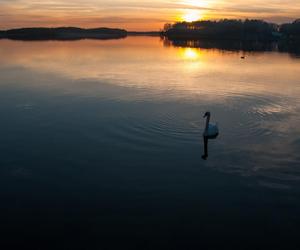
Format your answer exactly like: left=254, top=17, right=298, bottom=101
left=203, top=111, right=219, bottom=138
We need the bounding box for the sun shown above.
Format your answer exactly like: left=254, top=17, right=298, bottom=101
left=182, top=10, right=201, bottom=22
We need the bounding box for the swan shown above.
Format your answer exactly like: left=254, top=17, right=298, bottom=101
left=203, top=111, right=219, bottom=138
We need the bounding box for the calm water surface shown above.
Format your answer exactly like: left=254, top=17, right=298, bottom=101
left=0, top=37, right=300, bottom=249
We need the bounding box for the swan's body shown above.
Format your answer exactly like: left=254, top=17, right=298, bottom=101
left=203, top=123, right=219, bottom=137
left=203, top=112, right=219, bottom=138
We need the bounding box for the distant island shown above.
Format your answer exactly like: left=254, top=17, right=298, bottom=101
left=162, top=19, right=300, bottom=42
left=0, top=27, right=127, bottom=40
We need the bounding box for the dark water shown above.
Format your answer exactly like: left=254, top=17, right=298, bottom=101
left=0, top=37, right=300, bottom=249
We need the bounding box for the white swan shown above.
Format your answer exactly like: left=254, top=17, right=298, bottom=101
left=203, top=111, right=219, bottom=138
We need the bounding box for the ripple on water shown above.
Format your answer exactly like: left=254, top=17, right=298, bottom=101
left=226, top=93, right=298, bottom=141
left=97, top=89, right=300, bottom=185
left=199, top=91, right=300, bottom=184
left=105, top=109, right=203, bottom=153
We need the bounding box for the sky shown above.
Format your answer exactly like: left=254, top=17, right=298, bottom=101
left=0, top=0, right=299, bottom=31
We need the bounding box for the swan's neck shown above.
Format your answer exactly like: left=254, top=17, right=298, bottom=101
left=205, top=115, right=210, bottom=130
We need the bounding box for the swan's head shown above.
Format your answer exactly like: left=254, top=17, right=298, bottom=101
left=203, top=111, right=211, bottom=118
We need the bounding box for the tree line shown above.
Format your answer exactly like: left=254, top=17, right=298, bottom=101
left=280, top=19, right=300, bottom=40
left=163, top=19, right=300, bottom=41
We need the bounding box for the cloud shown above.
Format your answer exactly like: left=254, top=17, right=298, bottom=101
left=0, top=0, right=299, bottom=30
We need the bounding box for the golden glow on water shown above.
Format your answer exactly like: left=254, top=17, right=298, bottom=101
left=180, top=48, right=201, bottom=60
left=0, top=37, right=299, bottom=103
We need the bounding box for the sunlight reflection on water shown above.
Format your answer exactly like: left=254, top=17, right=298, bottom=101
left=0, top=36, right=300, bottom=186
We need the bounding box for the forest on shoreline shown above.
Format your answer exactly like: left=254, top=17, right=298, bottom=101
left=163, top=19, right=300, bottom=42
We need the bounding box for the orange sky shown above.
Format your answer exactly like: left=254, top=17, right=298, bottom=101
left=0, top=0, right=299, bottom=31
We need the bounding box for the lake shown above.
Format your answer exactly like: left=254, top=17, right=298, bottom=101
left=0, top=37, right=300, bottom=249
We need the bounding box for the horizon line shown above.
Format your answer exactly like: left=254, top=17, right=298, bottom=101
left=1, top=17, right=299, bottom=32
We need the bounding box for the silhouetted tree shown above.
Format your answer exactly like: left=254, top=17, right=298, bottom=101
left=280, top=19, right=300, bottom=40
left=163, top=19, right=280, bottom=41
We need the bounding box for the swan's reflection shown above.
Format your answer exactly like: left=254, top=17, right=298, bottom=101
left=202, top=134, right=218, bottom=160
left=202, top=111, right=219, bottom=160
